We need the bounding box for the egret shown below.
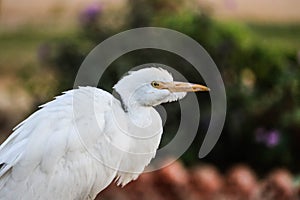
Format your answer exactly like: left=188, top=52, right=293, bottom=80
left=0, top=67, right=209, bottom=199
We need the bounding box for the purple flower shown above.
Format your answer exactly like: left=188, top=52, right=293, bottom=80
left=80, top=4, right=102, bottom=25
left=266, top=130, right=280, bottom=147
left=255, top=128, right=280, bottom=148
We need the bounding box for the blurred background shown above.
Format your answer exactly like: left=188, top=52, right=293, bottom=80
left=0, top=0, right=300, bottom=199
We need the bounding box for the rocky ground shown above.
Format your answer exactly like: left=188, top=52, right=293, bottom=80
left=97, top=160, right=299, bottom=200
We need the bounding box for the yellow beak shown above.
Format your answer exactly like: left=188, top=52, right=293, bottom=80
left=159, top=81, right=210, bottom=92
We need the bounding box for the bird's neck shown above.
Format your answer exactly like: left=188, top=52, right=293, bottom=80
left=127, top=103, right=153, bottom=128
left=114, top=89, right=154, bottom=127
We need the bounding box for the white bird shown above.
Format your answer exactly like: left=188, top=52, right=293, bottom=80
left=0, top=67, right=209, bottom=200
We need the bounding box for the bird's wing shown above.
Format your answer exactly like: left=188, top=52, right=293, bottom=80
left=0, top=86, right=113, bottom=198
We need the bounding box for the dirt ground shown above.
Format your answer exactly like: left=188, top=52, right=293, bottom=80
left=201, top=0, right=300, bottom=23
left=0, top=0, right=300, bottom=28
left=0, top=0, right=123, bottom=28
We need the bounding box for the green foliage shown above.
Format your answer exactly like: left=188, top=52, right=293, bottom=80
left=44, top=0, right=300, bottom=173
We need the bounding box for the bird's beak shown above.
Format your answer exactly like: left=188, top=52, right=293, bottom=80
left=161, top=81, right=210, bottom=92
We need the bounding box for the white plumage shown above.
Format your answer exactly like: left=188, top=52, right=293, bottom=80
left=0, top=67, right=209, bottom=200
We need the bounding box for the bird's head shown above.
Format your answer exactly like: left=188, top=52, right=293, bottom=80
left=113, top=67, right=209, bottom=110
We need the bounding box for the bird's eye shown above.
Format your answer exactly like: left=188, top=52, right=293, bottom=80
left=151, top=81, right=160, bottom=88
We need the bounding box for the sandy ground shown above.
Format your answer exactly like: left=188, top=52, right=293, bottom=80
left=0, top=0, right=300, bottom=28
left=0, top=0, right=124, bottom=28
left=202, top=0, right=300, bottom=23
